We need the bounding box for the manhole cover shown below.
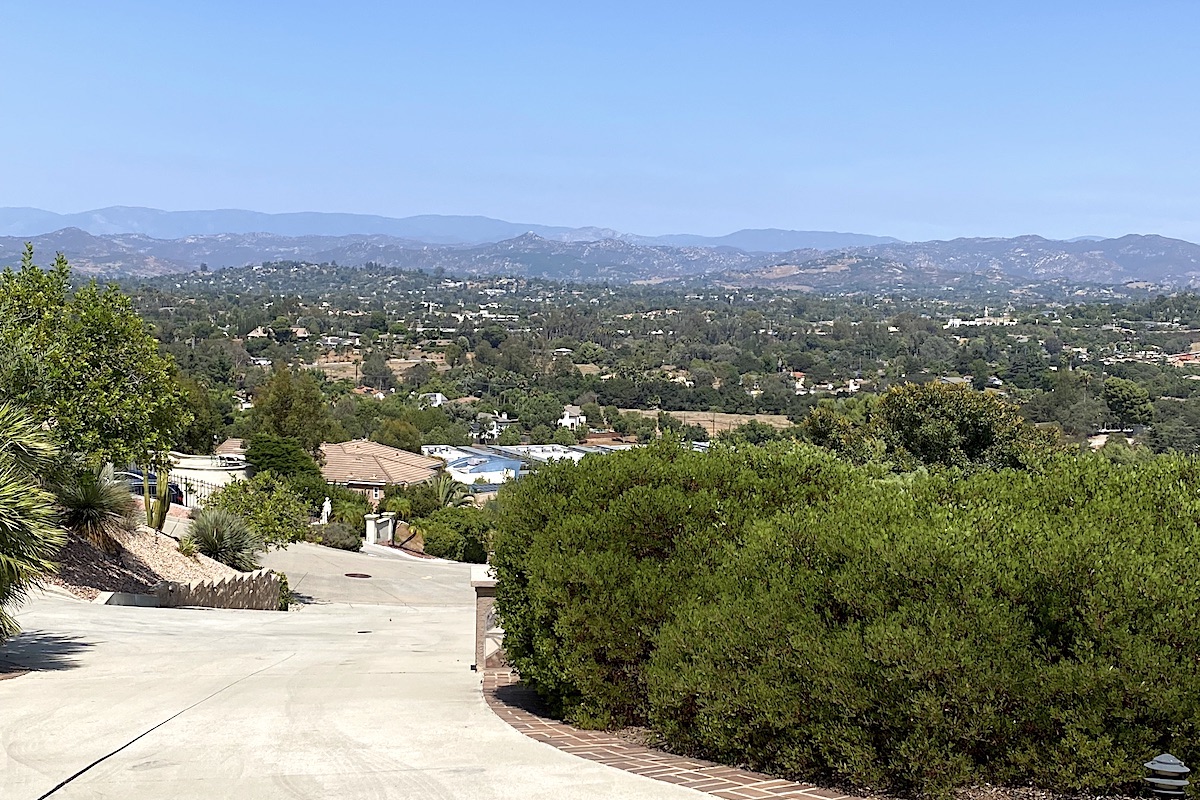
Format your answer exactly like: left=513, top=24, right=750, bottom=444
left=344, top=573, right=371, bottom=579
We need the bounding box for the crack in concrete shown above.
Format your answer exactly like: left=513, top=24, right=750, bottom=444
left=35, top=652, right=296, bottom=799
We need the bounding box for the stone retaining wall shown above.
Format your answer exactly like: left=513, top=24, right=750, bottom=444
left=155, top=569, right=281, bottom=611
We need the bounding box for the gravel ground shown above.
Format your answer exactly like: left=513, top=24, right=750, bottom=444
left=44, top=527, right=237, bottom=600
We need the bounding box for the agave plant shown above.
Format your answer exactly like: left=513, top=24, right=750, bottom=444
left=54, top=467, right=135, bottom=554
left=188, top=508, right=261, bottom=571
left=0, top=402, right=65, bottom=640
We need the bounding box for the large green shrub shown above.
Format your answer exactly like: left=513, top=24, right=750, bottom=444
left=491, top=440, right=854, bottom=726
left=206, top=471, right=308, bottom=548
left=493, top=443, right=1200, bottom=795
left=414, top=507, right=491, bottom=563
left=244, top=433, right=322, bottom=480
left=304, top=522, right=362, bottom=551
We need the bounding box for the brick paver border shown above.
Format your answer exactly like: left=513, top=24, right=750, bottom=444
left=482, top=671, right=866, bottom=800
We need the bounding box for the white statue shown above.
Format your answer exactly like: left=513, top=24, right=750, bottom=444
left=320, top=496, right=332, bottom=525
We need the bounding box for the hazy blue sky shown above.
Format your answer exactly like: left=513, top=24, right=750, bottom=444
left=3, top=1, right=1198, bottom=240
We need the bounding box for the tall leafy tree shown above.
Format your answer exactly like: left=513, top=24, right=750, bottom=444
left=244, top=433, right=322, bottom=480
left=249, top=365, right=332, bottom=453
left=372, top=418, right=422, bottom=453
left=874, top=382, right=1057, bottom=470
left=0, top=247, right=187, bottom=467
left=1102, top=377, right=1154, bottom=428
left=360, top=351, right=395, bottom=390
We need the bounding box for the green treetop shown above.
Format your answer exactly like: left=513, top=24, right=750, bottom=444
left=0, top=247, right=187, bottom=467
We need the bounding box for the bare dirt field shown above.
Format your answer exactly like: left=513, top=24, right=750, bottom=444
left=311, top=357, right=441, bottom=383
left=620, top=408, right=792, bottom=437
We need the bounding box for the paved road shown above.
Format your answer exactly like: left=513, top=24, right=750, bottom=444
left=1, top=543, right=702, bottom=800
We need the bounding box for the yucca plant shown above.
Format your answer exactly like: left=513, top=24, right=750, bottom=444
left=0, top=402, right=65, bottom=640
left=55, top=467, right=135, bottom=554
left=189, top=508, right=261, bottom=571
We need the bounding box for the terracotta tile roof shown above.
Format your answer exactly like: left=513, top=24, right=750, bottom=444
left=320, top=439, right=442, bottom=487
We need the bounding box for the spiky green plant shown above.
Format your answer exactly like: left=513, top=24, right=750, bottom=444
left=189, top=508, right=261, bottom=571
left=177, top=535, right=198, bottom=557
left=55, top=467, right=134, bottom=554
left=432, top=472, right=473, bottom=508
left=0, top=402, right=65, bottom=640
left=142, top=466, right=171, bottom=531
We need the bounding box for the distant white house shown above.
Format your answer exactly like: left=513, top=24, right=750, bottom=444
left=420, top=392, right=449, bottom=408
left=476, top=411, right=520, bottom=441
left=558, top=405, right=587, bottom=431
left=246, top=326, right=270, bottom=339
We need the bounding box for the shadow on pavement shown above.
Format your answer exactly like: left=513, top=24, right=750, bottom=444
left=0, top=630, right=94, bottom=673
left=288, top=591, right=326, bottom=606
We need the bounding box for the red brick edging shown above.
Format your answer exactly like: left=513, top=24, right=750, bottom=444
left=482, top=671, right=863, bottom=800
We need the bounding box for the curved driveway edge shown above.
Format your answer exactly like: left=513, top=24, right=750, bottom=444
left=482, top=671, right=863, bottom=800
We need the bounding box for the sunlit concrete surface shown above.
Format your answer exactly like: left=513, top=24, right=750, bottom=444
left=1, top=544, right=703, bottom=800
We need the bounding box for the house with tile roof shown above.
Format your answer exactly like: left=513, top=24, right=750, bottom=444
left=319, top=439, right=442, bottom=502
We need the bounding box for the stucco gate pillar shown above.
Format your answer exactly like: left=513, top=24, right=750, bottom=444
left=471, top=565, right=506, bottom=672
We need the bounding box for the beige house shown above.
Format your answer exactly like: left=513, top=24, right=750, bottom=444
left=319, top=440, right=442, bottom=501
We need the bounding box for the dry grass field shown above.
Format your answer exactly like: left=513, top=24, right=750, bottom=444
left=311, top=357, right=443, bottom=383
left=620, top=408, right=792, bottom=437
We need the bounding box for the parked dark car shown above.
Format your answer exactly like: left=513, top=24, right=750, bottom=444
left=114, top=471, right=184, bottom=506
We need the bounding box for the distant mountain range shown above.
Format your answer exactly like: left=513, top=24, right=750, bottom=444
left=3, top=207, right=1200, bottom=294
left=4, top=226, right=1200, bottom=295
left=0, top=206, right=899, bottom=251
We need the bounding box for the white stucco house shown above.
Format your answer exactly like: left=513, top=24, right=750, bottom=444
left=558, top=405, right=587, bottom=431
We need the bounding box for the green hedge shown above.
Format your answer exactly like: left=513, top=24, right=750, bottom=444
left=414, top=507, right=490, bottom=563
left=492, top=441, right=854, bottom=726
left=492, top=443, right=1200, bottom=795
left=303, top=522, right=362, bottom=551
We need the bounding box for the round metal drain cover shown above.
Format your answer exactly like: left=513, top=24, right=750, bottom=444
left=344, top=573, right=371, bottom=579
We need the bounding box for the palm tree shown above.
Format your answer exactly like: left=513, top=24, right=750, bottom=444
left=432, top=472, right=473, bottom=508
left=55, top=467, right=135, bottom=554
left=0, top=402, right=65, bottom=640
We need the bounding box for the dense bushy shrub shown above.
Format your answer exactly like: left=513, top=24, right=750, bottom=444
left=492, top=440, right=854, bottom=726
left=244, top=433, right=322, bottom=480
left=206, top=471, right=308, bottom=548
left=304, top=522, right=361, bottom=551
left=414, top=507, right=490, bottom=563
left=493, top=443, right=1200, bottom=794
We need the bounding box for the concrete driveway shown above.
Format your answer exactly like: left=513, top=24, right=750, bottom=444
left=1, top=544, right=703, bottom=800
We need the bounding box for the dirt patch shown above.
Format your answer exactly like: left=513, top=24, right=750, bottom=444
left=620, top=408, right=793, bottom=437
left=44, top=528, right=238, bottom=600
left=45, top=536, right=158, bottom=599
